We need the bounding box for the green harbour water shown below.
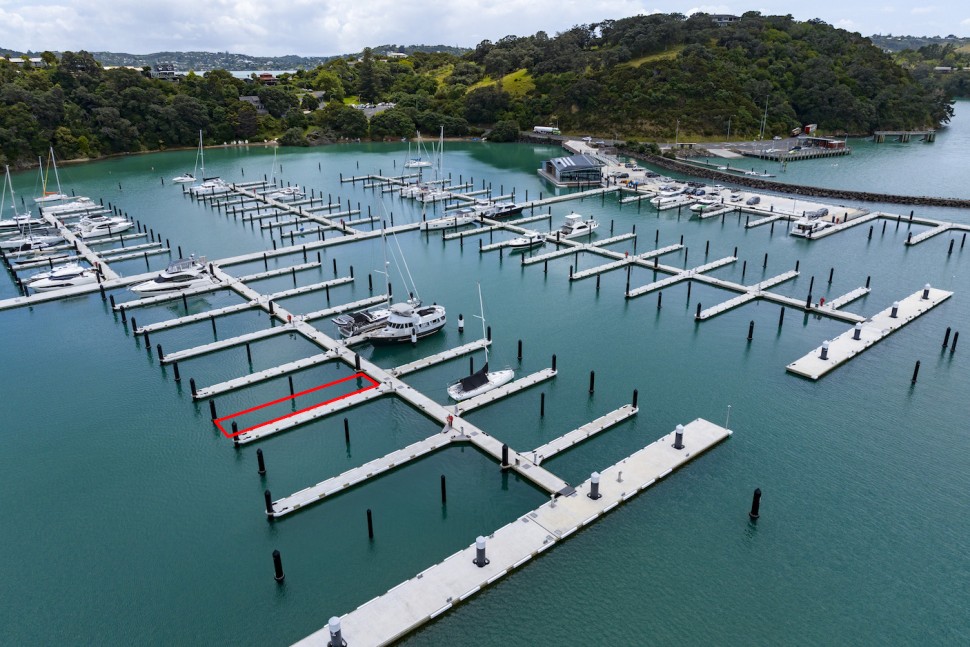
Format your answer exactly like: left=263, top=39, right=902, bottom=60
left=2, top=102, right=969, bottom=645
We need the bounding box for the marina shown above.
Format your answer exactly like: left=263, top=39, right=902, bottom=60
left=2, top=119, right=968, bottom=647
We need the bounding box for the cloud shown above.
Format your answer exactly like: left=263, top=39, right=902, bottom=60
left=2, top=1, right=969, bottom=57
left=835, top=19, right=857, bottom=30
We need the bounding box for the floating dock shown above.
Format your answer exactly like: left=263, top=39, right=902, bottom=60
left=786, top=287, right=952, bottom=380
left=294, top=418, right=731, bottom=647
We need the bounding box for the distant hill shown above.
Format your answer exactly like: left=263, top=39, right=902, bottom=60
left=1, top=45, right=470, bottom=71
left=870, top=34, right=970, bottom=53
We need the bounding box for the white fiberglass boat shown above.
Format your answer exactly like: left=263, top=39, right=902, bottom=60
left=364, top=301, right=447, bottom=345
left=0, top=229, right=64, bottom=251
left=266, top=186, right=304, bottom=201
left=40, top=196, right=96, bottom=215
left=26, top=262, right=100, bottom=292
left=33, top=148, right=70, bottom=203
left=174, top=131, right=204, bottom=184
left=74, top=215, right=133, bottom=238
left=447, top=285, right=513, bottom=401
left=507, top=232, right=545, bottom=251
left=419, top=207, right=480, bottom=231
left=552, top=213, right=599, bottom=240
left=690, top=197, right=719, bottom=212
left=130, top=256, right=211, bottom=293
left=790, top=212, right=834, bottom=238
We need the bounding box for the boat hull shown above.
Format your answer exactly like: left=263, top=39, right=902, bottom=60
left=447, top=369, right=515, bottom=401
left=367, top=319, right=446, bottom=345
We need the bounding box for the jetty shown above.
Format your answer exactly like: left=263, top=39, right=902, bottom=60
left=786, top=287, right=952, bottom=380
left=295, top=418, right=731, bottom=646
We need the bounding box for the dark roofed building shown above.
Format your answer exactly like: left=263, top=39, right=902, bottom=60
left=539, top=154, right=605, bottom=186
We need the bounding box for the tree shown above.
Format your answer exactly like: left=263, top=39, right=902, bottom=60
left=358, top=48, right=379, bottom=103
left=313, top=102, right=368, bottom=138
left=488, top=119, right=520, bottom=142
left=369, top=108, right=415, bottom=139
left=464, top=86, right=511, bottom=123
left=279, top=127, right=308, bottom=146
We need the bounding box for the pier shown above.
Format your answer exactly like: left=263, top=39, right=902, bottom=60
left=295, top=418, right=731, bottom=646
left=786, top=287, right=952, bottom=379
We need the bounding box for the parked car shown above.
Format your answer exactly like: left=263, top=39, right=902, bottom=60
left=746, top=196, right=761, bottom=205
left=730, top=192, right=743, bottom=202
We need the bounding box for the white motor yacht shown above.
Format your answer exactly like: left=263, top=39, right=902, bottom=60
left=172, top=172, right=195, bottom=184
left=419, top=207, right=479, bottom=231
left=129, top=256, right=212, bottom=293
left=0, top=229, right=64, bottom=251
left=331, top=296, right=421, bottom=338
left=507, top=232, right=545, bottom=251
left=74, top=215, right=133, bottom=238
left=552, top=213, right=599, bottom=240
left=266, top=186, right=304, bottom=201
left=189, top=177, right=228, bottom=197
left=690, top=197, right=719, bottom=212
left=365, top=301, right=447, bottom=345
left=40, top=197, right=95, bottom=215
left=790, top=214, right=834, bottom=238
left=26, top=262, right=100, bottom=292
left=650, top=194, right=693, bottom=209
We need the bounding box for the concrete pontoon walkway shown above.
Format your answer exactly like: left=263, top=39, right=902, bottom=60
left=294, top=418, right=730, bottom=647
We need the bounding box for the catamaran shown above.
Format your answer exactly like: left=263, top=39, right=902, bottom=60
left=447, top=285, right=514, bottom=401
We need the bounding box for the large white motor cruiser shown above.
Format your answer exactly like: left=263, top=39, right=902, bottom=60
left=129, top=256, right=212, bottom=293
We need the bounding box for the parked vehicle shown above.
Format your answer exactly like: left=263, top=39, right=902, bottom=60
left=746, top=196, right=761, bottom=205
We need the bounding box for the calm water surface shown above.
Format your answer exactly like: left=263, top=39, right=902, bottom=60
left=1, top=101, right=968, bottom=645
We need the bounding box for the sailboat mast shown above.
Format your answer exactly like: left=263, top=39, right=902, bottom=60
left=477, top=283, right=489, bottom=365
left=49, top=146, right=62, bottom=194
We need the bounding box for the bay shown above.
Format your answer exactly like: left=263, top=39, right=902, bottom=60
left=1, top=101, right=967, bottom=646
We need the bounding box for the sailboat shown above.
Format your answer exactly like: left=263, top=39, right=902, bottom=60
left=447, top=285, right=514, bottom=401
left=0, top=165, right=43, bottom=230
left=188, top=135, right=228, bottom=196
left=403, top=131, right=433, bottom=168
left=33, top=148, right=70, bottom=204
left=172, top=131, right=202, bottom=183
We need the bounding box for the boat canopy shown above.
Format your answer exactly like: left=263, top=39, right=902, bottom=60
left=459, top=364, right=490, bottom=391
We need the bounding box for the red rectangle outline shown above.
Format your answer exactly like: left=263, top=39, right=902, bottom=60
left=213, top=372, right=379, bottom=438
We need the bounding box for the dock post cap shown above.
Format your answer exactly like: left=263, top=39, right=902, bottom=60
left=476, top=536, right=486, bottom=549
left=328, top=617, right=341, bottom=632
left=591, top=471, right=600, bottom=483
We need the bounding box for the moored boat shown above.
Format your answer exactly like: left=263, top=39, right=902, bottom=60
left=447, top=285, right=514, bottom=401
left=507, top=232, right=545, bottom=251
left=73, top=215, right=133, bottom=238
left=129, top=255, right=212, bottom=293
left=552, top=213, right=599, bottom=240
left=26, top=262, right=100, bottom=292
left=364, top=301, right=447, bottom=345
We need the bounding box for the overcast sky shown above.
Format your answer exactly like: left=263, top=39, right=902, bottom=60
left=2, top=1, right=969, bottom=57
